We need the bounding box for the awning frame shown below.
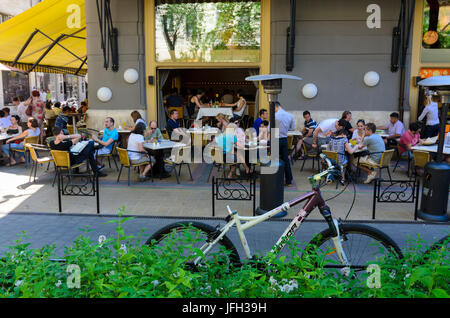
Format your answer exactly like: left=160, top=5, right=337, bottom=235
left=12, top=28, right=87, bottom=75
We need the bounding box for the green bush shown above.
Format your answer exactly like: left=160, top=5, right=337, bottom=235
left=0, top=212, right=448, bottom=298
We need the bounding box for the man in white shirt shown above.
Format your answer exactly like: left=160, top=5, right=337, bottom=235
left=378, top=112, right=405, bottom=146
left=418, top=92, right=440, bottom=138
left=274, top=102, right=296, bottom=186
left=312, top=118, right=347, bottom=149
left=13, top=97, right=29, bottom=123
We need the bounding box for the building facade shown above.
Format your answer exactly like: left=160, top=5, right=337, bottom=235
left=0, top=0, right=87, bottom=108
left=85, top=0, right=450, bottom=130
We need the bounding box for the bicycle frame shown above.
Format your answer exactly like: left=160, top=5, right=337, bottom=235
left=197, top=185, right=349, bottom=265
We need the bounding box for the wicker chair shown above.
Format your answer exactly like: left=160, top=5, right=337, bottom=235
left=412, top=150, right=430, bottom=177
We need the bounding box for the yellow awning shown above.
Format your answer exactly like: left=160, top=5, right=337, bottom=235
left=0, top=0, right=86, bottom=75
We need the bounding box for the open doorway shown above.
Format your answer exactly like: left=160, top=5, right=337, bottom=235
left=157, top=68, right=259, bottom=128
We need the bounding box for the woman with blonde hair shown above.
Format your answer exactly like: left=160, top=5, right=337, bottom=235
left=215, top=113, right=229, bottom=132
left=217, top=123, right=250, bottom=178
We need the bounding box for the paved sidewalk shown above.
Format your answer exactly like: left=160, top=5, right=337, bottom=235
left=0, top=212, right=448, bottom=258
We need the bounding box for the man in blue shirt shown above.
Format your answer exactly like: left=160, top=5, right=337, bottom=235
left=54, top=106, right=71, bottom=134
left=166, top=109, right=184, bottom=140
left=253, top=109, right=268, bottom=136
left=275, top=102, right=296, bottom=186
left=92, top=117, right=119, bottom=169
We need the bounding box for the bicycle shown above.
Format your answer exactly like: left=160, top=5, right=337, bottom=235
left=147, top=154, right=403, bottom=274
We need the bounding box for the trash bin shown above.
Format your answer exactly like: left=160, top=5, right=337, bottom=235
left=417, top=162, right=450, bottom=222
left=256, top=160, right=286, bottom=217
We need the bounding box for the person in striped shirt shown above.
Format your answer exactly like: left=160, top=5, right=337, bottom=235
left=289, top=110, right=318, bottom=161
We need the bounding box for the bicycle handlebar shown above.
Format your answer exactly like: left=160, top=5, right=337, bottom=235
left=309, top=154, right=342, bottom=186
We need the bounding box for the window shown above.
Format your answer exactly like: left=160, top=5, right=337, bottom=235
left=422, top=0, right=450, bottom=49
left=2, top=71, right=30, bottom=105
left=155, top=1, right=261, bottom=63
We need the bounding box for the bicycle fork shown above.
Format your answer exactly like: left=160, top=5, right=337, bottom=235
left=320, top=207, right=351, bottom=273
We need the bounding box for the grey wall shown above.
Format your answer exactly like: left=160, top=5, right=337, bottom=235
left=86, top=0, right=146, bottom=111
left=271, top=0, right=412, bottom=112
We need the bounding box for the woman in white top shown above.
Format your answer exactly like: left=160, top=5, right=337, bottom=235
left=224, top=90, right=246, bottom=122
left=127, top=122, right=152, bottom=181
left=418, top=92, right=440, bottom=138
left=351, top=119, right=366, bottom=143
left=2, top=117, right=40, bottom=166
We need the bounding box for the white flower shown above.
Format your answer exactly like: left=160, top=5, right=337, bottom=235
left=55, top=280, right=62, bottom=287
left=15, top=280, right=23, bottom=287
left=120, top=244, right=127, bottom=254
left=389, top=271, right=396, bottom=279
left=151, top=280, right=159, bottom=287
left=98, top=235, right=106, bottom=245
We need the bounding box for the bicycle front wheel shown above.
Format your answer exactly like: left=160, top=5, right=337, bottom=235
left=146, top=221, right=240, bottom=270
left=305, top=223, right=403, bottom=272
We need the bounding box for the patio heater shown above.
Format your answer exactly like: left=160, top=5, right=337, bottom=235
left=417, top=75, right=450, bottom=222
left=245, top=74, right=302, bottom=217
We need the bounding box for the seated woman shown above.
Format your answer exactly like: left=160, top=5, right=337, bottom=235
left=351, top=119, right=366, bottom=143
left=327, top=128, right=357, bottom=181
left=5, top=115, right=23, bottom=136
left=127, top=122, right=153, bottom=181
left=217, top=123, right=250, bottom=178
left=129, top=110, right=148, bottom=131
left=215, top=113, right=229, bottom=132
left=223, top=90, right=246, bottom=122
left=2, top=117, right=40, bottom=166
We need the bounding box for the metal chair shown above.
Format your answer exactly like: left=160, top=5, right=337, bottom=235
left=358, top=149, right=395, bottom=182
left=26, top=143, right=55, bottom=183
left=116, top=147, right=153, bottom=186
left=97, top=140, right=119, bottom=171
left=50, top=149, right=88, bottom=186
left=164, top=146, right=193, bottom=184
left=9, top=135, right=39, bottom=168
left=300, top=141, right=320, bottom=172
left=412, top=150, right=430, bottom=177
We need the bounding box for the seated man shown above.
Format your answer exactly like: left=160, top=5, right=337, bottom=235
left=378, top=112, right=405, bottom=146
left=144, top=120, right=163, bottom=141
left=166, top=109, right=187, bottom=141
left=49, top=126, right=107, bottom=177
left=91, top=117, right=119, bottom=169
left=290, top=110, right=318, bottom=160
left=253, top=109, right=268, bottom=137
left=352, top=123, right=386, bottom=184
left=54, top=106, right=71, bottom=134
left=312, top=118, right=347, bottom=150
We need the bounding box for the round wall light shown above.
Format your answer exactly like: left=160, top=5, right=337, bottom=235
left=124, top=68, right=139, bottom=84
left=97, top=87, right=112, bottom=102
left=302, top=83, right=318, bottom=99
left=364, top=71, right=380, bottom=87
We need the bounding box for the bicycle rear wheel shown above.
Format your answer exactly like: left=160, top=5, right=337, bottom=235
left=305, top=223, right=403, bottom=272
left=146, top=221, right=240, bottom=270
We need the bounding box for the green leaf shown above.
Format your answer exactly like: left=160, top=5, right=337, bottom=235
left=431, top=288, right=450, bottom=298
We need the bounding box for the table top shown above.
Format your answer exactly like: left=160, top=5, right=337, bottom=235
left=143, top=140, right=186, bottom=150
left=412, top=144, right=450, bottom=155
left=189, top=127, right=220, bottom=134
left=196, top=107, right=233, bottom=120
left=0, top=133, right=19, bottom=141
left=287, top=130, right=302, bottom=136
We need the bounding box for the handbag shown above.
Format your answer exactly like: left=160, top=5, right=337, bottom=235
left=25, top=105, right=33, bottom=116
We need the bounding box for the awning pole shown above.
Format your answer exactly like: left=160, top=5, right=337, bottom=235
left=12, top=29, right=39, bottom=67
left=75, top=57, right=88, bottom=76
left=28, top=34, right=66, bottom=73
